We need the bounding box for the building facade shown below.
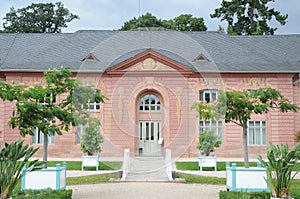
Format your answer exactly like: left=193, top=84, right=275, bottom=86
left=0, top=31, right=299, bottom=159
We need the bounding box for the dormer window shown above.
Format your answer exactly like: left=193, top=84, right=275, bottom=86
left=82, top=53, right=99, bottom=61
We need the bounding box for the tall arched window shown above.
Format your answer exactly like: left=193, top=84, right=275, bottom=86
left=139, top=94, right=160, bottom=111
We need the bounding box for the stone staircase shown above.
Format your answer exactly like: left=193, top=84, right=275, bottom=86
left=124, top=156, right=170, bottom=181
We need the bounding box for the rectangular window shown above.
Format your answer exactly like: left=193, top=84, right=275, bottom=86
left=199, top=90, right=219, bottom=103
left=38, top=93, right=56, bottom=106
left=248, top=121, right=266, bottom=145
left=32, top=127, right=55, bottom=144
left=87, top=90, right=101, bottom=111
left=200, top=120, right=222, bottom=140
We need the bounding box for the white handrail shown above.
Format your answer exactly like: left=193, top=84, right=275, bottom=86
left=121, top=148, right=130, bottom=180
left=165, top=148, right=173, bottom=181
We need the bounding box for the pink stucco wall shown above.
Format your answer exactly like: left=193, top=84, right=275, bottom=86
left=0, top=59, right=299, bottom=159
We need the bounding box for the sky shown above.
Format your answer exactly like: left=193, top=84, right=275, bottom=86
left=0, top=0, right=299, bottom=34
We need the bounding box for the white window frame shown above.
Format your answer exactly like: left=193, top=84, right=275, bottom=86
left=139, top=94, right=161, bottom=112
left=32, top=127, right=55, bottom=144
left=247, top=121, right=266, bottom=146
left=87, top=90, right=101, bottom=111
left=200, top=120, right=222, bottom=141
left=199, top=90, right=219, bottom=103
left=37, top=93, right=56, bottom=106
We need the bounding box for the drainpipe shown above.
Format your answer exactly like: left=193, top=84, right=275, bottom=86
left=293, top=73, right=300, bottom=85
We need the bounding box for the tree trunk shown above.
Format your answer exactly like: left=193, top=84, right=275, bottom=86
left=242, top=125, right=249, bottom=168
left=43, top=133, right=48, bottom=168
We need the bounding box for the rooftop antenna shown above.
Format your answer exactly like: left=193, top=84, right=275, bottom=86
left=138, top=0, right=141, bottom=30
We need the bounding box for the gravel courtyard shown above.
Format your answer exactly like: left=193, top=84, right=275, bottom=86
left=69, top=182, right=225, bottom=199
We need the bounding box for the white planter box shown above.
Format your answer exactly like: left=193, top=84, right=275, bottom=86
left=226, top=162, right=269, bottom=192
left=198, top=156, right=217, bottom=171
left=21, top=163, right=66, bottom=190
left=82, top=155, right=99, bottom=171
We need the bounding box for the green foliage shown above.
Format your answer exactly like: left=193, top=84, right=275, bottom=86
left=162, top=14, right=207, bottom=31
left=257, top=142, right=300, bottom=198
left=211, top=0, right=288, bottom=35
left=119, top=12, right=207, bottom=31
left=0, top=140, right=42, bottom=199
left=80, top=118, right=104, bottom=155
left=12, top=188, right=72, bottom=199
left=191, top=88, right=299, bottom=168
left=3, top=2, right=79, bottom=33
left=0, top=67, right=106, bottom=166
left=197, top=130, right=221, bottom=156
left=219, top=190, right=271, bottom=199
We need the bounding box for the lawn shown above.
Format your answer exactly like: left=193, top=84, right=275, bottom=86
left=47, top=161, right=122, bottom=170
left=176, top=161, right=300, bottom=171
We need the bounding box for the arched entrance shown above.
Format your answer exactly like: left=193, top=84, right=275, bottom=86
left=137, top=92, right=164, bottom=156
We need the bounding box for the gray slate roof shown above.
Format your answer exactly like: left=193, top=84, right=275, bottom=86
left=0, top=30, right=299, bottom=73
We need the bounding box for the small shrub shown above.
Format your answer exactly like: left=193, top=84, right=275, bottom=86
left=219, top=191, right=271, bottom=199
left=12, top=189, right=72, bottom=199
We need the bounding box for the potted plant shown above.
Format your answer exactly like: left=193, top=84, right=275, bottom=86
left=80, top=118, right=103, bottom=171
left=258, top=142, right=300, bottom=199
left=197, top=130, right=221, bottom=171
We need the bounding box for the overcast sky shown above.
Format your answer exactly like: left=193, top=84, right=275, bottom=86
left=0, top=0, right=299, bottom=34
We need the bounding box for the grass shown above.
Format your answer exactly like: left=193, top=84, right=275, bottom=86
left=176, top=161, right=300, bottom=171
left=176, top=161, right=258, bottom=171
left=177, top=173, right=226, bottom=185
left=67, top=173, right=119, bottom=185
left=47, top=161, right=122, bottom=170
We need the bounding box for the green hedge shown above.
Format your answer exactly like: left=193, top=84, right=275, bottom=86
left=12, top=189, right=72, bottom=199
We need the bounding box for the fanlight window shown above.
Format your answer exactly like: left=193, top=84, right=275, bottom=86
left=139, top=94, right=160, bottom=111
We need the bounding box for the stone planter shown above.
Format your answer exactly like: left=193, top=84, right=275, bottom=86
left=82, top=155, right=99, bottom=170
left=226, top=162, right=269, bottom=192
left=21, top=162, right=66, bottom=190
left=198, top=156, right=217, bottom=171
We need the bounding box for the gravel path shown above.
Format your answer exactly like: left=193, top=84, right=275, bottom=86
left=69, top=183, right=225, bottom=199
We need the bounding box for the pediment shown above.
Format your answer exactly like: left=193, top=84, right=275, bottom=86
left=106, top=49, right=194, bottom=75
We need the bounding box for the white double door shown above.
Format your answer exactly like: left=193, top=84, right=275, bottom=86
left=139, top=121, right=161, bottom=156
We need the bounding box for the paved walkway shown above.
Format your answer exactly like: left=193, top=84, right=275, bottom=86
left=65, top=157, right=300, bottom=199
left=69, top=183, right=225, bottom=199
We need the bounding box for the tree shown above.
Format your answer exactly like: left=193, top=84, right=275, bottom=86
left=120, top=13, right=207, bottom=31
left=210, top=0, right=288, bottom=35
left=80, top=118, right=103, bottom=156
left=120, top=13, right=164, bottom=31
left=192, top=88, right=299, bottom=168
left=3, top=2, right=79, bottom=33
left=163, top=14, right=207, bottom=31
left=0, top=67, right=105, bottom=167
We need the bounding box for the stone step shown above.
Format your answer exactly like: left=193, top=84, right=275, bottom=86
left=123, top=156, right=171, bottom=181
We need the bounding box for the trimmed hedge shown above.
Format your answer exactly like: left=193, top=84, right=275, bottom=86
left=12, top=189, right=72, bottom=199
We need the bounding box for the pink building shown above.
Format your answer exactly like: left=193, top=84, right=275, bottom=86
left=0, top=31, right=299, bottom=159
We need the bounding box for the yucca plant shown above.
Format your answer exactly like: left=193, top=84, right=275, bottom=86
left=0, top=140, right=42, bottom=199
left=257, top=142, right=300, bottom=198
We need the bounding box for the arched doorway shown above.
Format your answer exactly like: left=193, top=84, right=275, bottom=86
left=137, top=93, right=164, bottom=156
